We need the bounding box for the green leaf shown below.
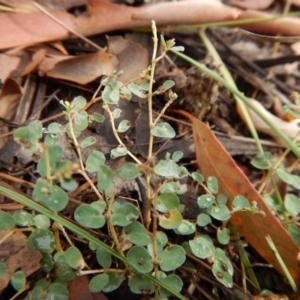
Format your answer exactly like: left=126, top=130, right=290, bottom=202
left=54, top=252, right=77, bottom=281
left=284, top=194, right=300, bottom=216
left=156, top=192, right=180, bottom=213
left=197, top=194, right=215, bottom=208
left=160, top=182, right=180, bottom=194
left=80, top=136, right=96, bottom=148
left=65, top=246, right=84, bottom=269
left=110, top=202, right=139, bottom=226
left=73, top=111, right=89, bottom=132
left=46, top=282, right=69, bottom=300
left=288, top=224, right=300, bottom=246
left=160, top=245, right=186, bottom=271
left=11, top=270, right=26, bottom=291
left=207, top=176, right=218, bottom=194
left=33, top=179, right=68, bottom=212
left=28, top=120, right=43, bottom=139
left=217, top=194, right=228, bottom=205
left=151, top=122, right=175, bottom=138
left=277, top=167, right=300, bottom=189
left=110, top=109, right=121, bottom=120
left=48, top=122, right=65, bottom=134
left=72, top=96, right=87, bottom=111
left=189, top=236, right=215, bottom=259
left=212, top=248, right=234, bottom=288
left=138, top=81, right=149, bottom=91
left=210, top=204, right=231, bottom=221
left=127, top=82, right=147, bottom=98
left=13, top=121, right=42, bottom=154
left=122, top=221, right=151, bottom=246
left=127, top=246, right=153, bottom=273
left=160, top=274, right=183, bottom=298
left=13, top=210, right=34, bottom=227
left=74, top=204, right=106, bottom=229
left=129, top=274, right=154, bottom=294
left=110, top=146, right=128, bottom=158
left=120, top=86, right=132, bottom=100
left=154, top=157, right=180, bottom=178
left=196, top=213, right=212, bottom=226
left=97, top=164, right=114, bottom=194
left=90, top=201, right=106, bottom=214
left=102, top=272, right=126, bottom=293
left=86, top=151, right=106, bottom=173
left=59, top=177, right=78, bottom=192
left=117, top=120, right=131, bottom=133
left=159, top=209, right=182, bottom=229
left=174, top=220, right=195, bottom=235
left=91, top=112, right=105, bottom=123
left=43, top=134, right=56, bottom=146
left=217, top=227, right=230, bottom=245
left=37, top=144, right=62, bottom=177
left=232, top=195, right=250, bottom=209
left=171, top=151, right=183, bottom=162
left=96, top=248, right=112, bottom=268
left=0, top=210, right=15, bottom=229
left=0, top=263, right=8, bottom=279
left=89, top=274, right=109, bottom=293
left=191, top=172, right=204, bottom=182
left=40, top=252, right=54, bottom=272
left=103, top=86, right=117, bottom=104
left=110, top=89, right=120, bottom=103
left=162, top=80, right=175, bottom=92
left=30, top=229, right=55, bottom=252
left=33, top=214, right=51, bottom=229
left=251, top=152, right=273, bottom=169
left=116, top=162, right=141, bottom=180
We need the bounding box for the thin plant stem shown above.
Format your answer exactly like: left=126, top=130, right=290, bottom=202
left=32, top=1, right=102, bottom=51
left=258, top=129, right=300, bottom=194
left=199, top=29, right=263, bottom=154
left=266, top=235, right=297, bottom=292
left=107, top=194, right=128, bottom=265
left=170, top=49, right=300, bottom=159
left=66, top=111, right=104, bottom=200
left=0, top=182, right=188, bottom=300
left=146, top=20, right=160, bottom=298
left=104, top=105, right=142, bottom=165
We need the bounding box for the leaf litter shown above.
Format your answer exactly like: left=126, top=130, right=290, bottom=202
left=0, top=0, right=300, bottom=299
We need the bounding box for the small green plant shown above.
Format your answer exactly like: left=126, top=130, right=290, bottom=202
left=250, top=95, right=300, bottom=248
left=0, top=22, right=261, bottom=299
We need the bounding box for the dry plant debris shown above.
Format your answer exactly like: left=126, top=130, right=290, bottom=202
left=0, top=0, right=300, bottom=299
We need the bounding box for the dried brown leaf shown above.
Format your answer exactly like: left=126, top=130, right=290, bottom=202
left=107, top=36, right=149, bottom=83
left=174, top=109, right=300, bottom=285
left=0, top=229, right=41, bottom=292
left=0, top=78, right=23, bottom=119
left=0, top=54, right=20, bottom=83
left=39, top=50, right=114, bottom=84
left=227, top=0, right=273, bottom=9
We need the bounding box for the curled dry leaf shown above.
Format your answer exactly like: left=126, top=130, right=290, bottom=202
left=238, top=9, right=300, bottom=36
left=0, top=0, right=86, bottom=11
left=0, top=54, right=20, bottom=83
left=226, top=0, right=273, bottom=10
left=107, top=36, right=149, bottom=83
left=132, top=0, right=240, bottom=25
left=240, top=98, right=300, bottom=144
left=0, top=78, right=23, bottom=119
left=39, top=50, right=115, bottom=84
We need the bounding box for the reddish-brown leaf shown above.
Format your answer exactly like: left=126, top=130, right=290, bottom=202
left=174, top=109, right=300, bottom=284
